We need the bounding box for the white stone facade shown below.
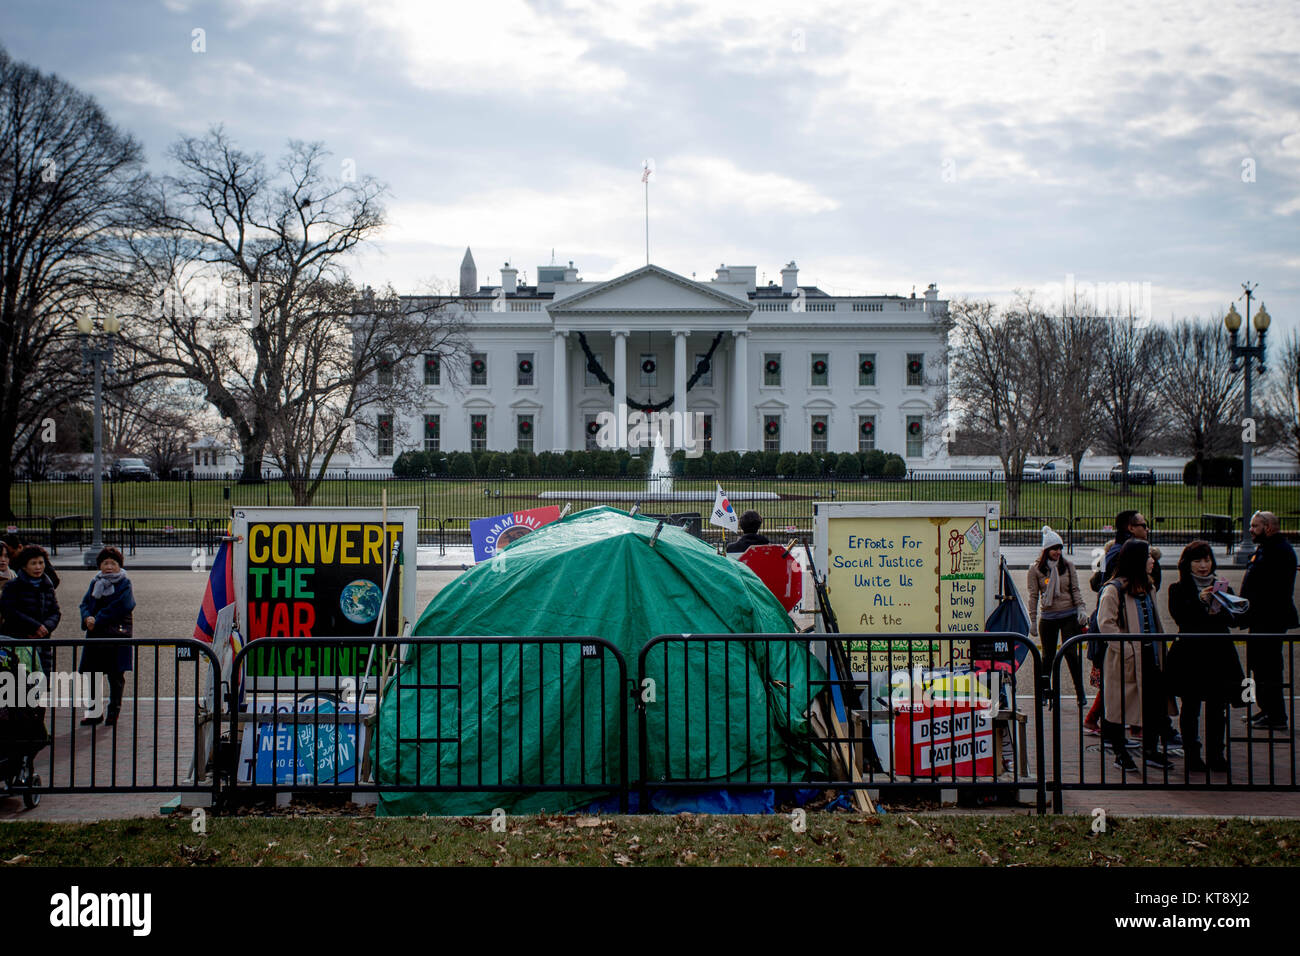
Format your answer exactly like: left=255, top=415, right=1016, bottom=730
left=352, top=256, right=949, bottom=470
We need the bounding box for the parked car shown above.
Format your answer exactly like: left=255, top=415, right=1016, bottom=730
left=112, top=458, right=156, bottom=481
left=1109, top=463, right=1157, bottom=485
left=1021, top=460, right=1060, bottom=482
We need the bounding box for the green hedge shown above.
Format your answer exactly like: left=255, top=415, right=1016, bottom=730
left=393, top=447, right=907, bottom=479
left=1183, top=456, right=1243, bottom=487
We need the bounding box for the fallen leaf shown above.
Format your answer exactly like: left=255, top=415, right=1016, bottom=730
left=576, top=817, right=600, bottom=828
left=4, top=855, right=30, bottom=865
left=613, top=853, right=632, bottom=866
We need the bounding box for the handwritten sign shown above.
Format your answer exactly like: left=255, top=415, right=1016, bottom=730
left=814, top=502, right=999, bottom=671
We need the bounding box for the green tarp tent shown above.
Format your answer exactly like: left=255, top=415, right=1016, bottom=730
left=373, top=507, right=826, bottom=815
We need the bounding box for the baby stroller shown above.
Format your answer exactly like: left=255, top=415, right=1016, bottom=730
left=0, top=642, right=48, bottom=810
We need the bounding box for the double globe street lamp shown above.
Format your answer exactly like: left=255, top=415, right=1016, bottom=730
left=1223, top=284, right=1269, bottom=564
left=75, top=313, right=122, bottom=567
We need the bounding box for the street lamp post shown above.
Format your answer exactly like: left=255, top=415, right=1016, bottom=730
left=1224, top=285, right=1270, bottom=564
left=76, top=313, right=122, bottom=567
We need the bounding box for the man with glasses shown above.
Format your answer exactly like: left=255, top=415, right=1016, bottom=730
left=1103, top=510, right=1163, bottom=591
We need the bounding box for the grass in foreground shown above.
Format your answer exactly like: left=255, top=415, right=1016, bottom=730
left=1, top=813, right=1296, bottom=866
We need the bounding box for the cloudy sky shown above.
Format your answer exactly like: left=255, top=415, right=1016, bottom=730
left=6, top=0, right=1299, bottom=332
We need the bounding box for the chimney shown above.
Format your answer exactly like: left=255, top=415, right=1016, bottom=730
left=501, top=261, right=518, bottom=295
left=780, top=260, right=798, bottom=295
left=924, top=283, right=938, bottom=301
left=459, top=247, right=477, bottom=296
left=564, top=260, right=577, bottom=282
left=714, top=263, right=730, bottom=282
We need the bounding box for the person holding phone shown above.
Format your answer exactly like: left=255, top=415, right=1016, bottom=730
left=1165, top=541, right=1244, bottom=773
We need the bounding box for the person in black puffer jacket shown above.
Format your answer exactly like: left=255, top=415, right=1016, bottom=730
left=1165, top=541, right=1245, bottom=773
left=0, top=545, right=61, bottom=673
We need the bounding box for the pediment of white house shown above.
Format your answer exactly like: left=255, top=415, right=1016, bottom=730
left=548, top=265, right=753, bottom=317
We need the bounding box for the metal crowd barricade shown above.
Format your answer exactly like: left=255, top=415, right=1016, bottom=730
left=1050, top=633, right=1297, bottom=812
left=636, top=632, right=1047, bottom=814
left=0, top=637, right=222, bottom=804
left=223, top=636, right=629, bottom=810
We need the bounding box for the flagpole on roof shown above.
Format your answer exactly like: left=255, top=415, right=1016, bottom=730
left=642, top=160, right=653, bottom=265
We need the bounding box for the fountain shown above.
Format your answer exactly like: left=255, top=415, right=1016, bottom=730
left=647, top=431, right=673, bottom=497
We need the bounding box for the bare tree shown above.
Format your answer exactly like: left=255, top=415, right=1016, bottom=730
left=260, top=282, right=468, bottom=504
left=127, top=128, right=386, bottom=484
left=1263, top=329, right=1300, bottom=470
left=1041, top=298, right=1108, bottom=486
left=1098, top=315, right=1168, bottom=491
left=0, top=46, right=149, bottom=517
left=941, top=298, right=1054, bottom=515
left=123, top=128, right=469, bottom=502
left=1153, top=317, right=1241, bottom=499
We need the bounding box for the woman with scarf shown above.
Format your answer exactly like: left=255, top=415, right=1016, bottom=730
left=1165, top=541, right=1244, bottom=773
left=1098, top=539, right=1179, bottom=771
left=77, top=546, right=135, bottom=726
left=1027, top=526, right=1089, bottom=709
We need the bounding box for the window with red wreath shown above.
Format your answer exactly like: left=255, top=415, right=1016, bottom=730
left=858, top=352, right=876, bottom=387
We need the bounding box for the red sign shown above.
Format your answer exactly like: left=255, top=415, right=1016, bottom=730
left=892, top=703, right=994, bottom=777
left=737, top=544, right=803, bottom=613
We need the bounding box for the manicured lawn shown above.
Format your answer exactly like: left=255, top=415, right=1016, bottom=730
left=9, top=478, right=1298, bottom=547
left=0, top=812, right=1295, bottom=866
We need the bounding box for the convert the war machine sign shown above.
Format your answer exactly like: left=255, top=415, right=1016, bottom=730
left=233, top=508, right=419, bottom=677
left=814, top=502, right=999, bottom=671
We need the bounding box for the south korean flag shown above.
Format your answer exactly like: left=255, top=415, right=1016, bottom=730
left=710, top=483, right=739, bottom=532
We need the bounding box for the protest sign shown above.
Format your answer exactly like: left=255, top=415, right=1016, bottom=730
left=814, top=502, right=1000, bottom=671
left=232, top=507, right=418, bottom=677
left=470, top=506, right=562, bottom=563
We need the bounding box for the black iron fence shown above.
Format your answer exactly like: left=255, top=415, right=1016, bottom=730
left=0, top=638, right=222, bottom=805
left=2, top=632, right=1294, bottom=816
left=10, top=470, right=1300, bottom=553
left=1049, top=633, right=1297, bottom=812
left=637, top=633, right=1046, bottom=813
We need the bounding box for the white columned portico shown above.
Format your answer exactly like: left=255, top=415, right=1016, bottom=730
left=730, top=329, right=748, bottom=450
left=552, top=329, right=568, bottom=450
left=612, top=329, right=628, bottom=449
left=672, top=329, right=689, bottom=445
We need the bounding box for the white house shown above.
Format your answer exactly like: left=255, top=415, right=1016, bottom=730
left=352, top=251, right=949, bottom=470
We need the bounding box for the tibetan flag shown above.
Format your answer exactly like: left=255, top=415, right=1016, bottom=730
left=641, top=160, right=653, bottom=183
left=710, top=482, right=738, bottom=532
left=194, top=534, right=235, bottom=643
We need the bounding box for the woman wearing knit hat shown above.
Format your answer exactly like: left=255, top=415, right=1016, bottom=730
left=1027, top=525, right=1089, bottom=709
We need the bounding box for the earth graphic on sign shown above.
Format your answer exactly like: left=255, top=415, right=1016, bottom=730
left=339, top=579, right=382, bottom=625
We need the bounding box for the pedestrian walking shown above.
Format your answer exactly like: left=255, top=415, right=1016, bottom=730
left=1165, top=541, right=1244, bottom=772
left=77, top=546, right=135, bottom=727
left=1027, top=525, right=1088, bottom=708
left=1238, top=511, right=1297, bottom=731
left=1097, top=539, right=1179, bottom=771
left=0, top=545, right=60, bottom=673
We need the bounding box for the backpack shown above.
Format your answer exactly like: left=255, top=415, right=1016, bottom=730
left=1086, top=580, right=1126, bottom=663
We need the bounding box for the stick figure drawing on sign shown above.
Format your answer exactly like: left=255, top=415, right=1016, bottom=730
left=948, top=529, right=964, bottom=574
